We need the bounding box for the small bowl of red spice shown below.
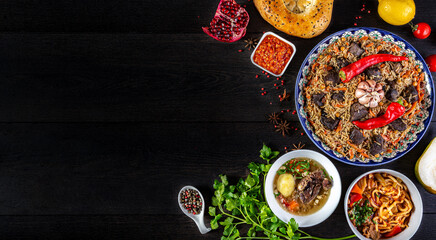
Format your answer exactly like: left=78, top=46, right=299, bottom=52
left=251, top=32, right=296, bottom=77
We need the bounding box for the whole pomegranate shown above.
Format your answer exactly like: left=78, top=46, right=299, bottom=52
left=202, top=0, right=250, bottom=42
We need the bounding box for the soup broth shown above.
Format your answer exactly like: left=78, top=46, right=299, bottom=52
left=273, top=157, right=332, bottom=216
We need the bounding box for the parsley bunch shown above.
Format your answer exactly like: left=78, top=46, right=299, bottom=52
left=209, top=144, right=356, bottom=240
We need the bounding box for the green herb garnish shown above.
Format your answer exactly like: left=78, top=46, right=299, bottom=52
left=348, top=199, right=374, bottom=227
left=209, top=144, right=356, bottom=240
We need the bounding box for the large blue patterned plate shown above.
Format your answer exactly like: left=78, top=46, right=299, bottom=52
left=295, top=27, right=435, bottom=166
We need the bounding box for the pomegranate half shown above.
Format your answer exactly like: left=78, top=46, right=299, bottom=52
left=202, top=0, right=250, bottom=43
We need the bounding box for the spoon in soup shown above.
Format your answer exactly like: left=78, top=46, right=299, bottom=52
left=178, top=186, right=211, bottom=234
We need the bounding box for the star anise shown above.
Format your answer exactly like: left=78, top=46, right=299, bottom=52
left=279, top=89, right=290, bottom=102
left=275, top=120, right=290, bottom=136
left=244, top=37, right=259, bottom=50
left=292, top=142, right=305, bottom=150
left=267, top=112, right=282, bottom=124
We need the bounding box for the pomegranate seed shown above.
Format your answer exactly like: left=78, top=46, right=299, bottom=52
left=238, top=49, right=243, bottom=52
left=367, top=10, right=371, bottom=13
left=354, top=23, right=357, bottom=26
left=301, top=133, right=304, bottom=136
left=256, top=75, right=259, bottom=78
left=261, top=88, right=264, bottom=90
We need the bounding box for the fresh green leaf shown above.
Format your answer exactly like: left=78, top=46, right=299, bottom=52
left=247, top=226, right=256, bottom=237
left=248, top=162, right=261, bottom=175
left=220, top=217, right=234, bottom=226
left=244, top=175, right=256, bottom=188
left=286, top=225, right=295, bottom=238
left=222, top=224, right=232, bottom=236
left=271, top=216, right=278, bottom=223
left=225, top=198, right=236, bottom=211
left=219, top=175, right=229, bottom=186
left=213, top=179, right=222, bottom=190
left=211, top=214, right=222, bottom=229
left=259, top=144, right=280, bottom=162
left=291, top=232, right=301, bottom=240
left=209, top=206, right=216, bottom=216
left=212, top=196, right=219, bottom=206
left=289, top=218, right=299, bottom=232
left=229, top=228, right=239, bottom=240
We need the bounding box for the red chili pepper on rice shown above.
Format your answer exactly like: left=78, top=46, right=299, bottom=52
left=352, top=102, right=406, bottom=130
left=339, top=54, right=408, bottom=82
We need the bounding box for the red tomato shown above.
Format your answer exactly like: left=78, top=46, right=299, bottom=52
left=412, top=22, right=431, bottom=39
left=383, top=225, right=402, bottom=238
left=349, top=193, right=362, bottom=206
left=426, top=54, right=436, bottom=72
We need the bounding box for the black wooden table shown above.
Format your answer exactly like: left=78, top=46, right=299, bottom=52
left=0, top=0, right=434, bottom=239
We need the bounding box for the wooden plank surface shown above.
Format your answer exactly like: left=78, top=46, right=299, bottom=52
left=0, top=0, right=434, bottom=239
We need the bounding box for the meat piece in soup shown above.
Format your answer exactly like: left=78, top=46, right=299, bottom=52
left=274, top=158, right=332, bottom=215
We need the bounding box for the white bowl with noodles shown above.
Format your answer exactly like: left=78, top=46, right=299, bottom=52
left=344, top=169, right=423, bottom=240
left=265, top=150, right=341, bottom=227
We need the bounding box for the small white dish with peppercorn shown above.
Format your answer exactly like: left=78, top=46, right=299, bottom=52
left=178, top=186, right=211, bottom=234
left=265, top=150, right=341, bottom=227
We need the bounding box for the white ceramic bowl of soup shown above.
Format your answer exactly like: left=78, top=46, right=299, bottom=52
left=265, top=149, right=341, bottom=227
left=344, top=169, right=423, bottom=240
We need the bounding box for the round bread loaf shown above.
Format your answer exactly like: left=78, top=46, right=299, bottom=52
left=254, top=0, right=334, bottom=38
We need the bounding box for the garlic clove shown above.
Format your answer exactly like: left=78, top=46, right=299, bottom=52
left=358, top=94, right=372, bottom=105
left=357, top=81, right=370, bottom=90
left=369, top=98, right=379, bottom=108
left=355, top=88, right=367, bottom=98
left=375, top=83, right=383, bottom=92
left=372, top=94, right=381, bottom=103
left=367, top=80, right=377, bottom=89
left=378, top=90, right=385, bottom=100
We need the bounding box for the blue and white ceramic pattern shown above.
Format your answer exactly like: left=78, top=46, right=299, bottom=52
left=295, top=27, right=435, bottom=166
